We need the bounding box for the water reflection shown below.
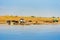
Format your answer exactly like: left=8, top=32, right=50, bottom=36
left=0, top=25, right=60, bottom=40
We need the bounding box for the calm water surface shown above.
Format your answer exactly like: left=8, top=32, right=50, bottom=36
left=0, top=24, right=60, bottom=40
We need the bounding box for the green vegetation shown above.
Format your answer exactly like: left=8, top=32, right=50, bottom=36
left=53, top=18, right=58, bottom=22
left=31, top=16, right=35, bottom=18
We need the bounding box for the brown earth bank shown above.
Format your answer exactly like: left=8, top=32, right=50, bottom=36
left=0, top=16, right=60, bottom=25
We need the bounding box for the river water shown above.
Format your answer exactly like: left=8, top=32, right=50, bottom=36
left=0, top=24, right=60, bottom=40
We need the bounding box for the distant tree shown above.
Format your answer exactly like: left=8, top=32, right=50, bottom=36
left=57, top=17, right=59, bottom=18
left=31, top=16, right=35, bottom=18
left=52, top=16, right=55, bottom=18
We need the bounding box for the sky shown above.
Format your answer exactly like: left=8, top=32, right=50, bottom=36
left=0, top=0, right=60, bottom=17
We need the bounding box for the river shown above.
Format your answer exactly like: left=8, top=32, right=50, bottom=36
left=0, top=24, right=60, bottom=40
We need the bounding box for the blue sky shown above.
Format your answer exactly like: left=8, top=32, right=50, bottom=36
left=0, top=0, right=60, bottom=17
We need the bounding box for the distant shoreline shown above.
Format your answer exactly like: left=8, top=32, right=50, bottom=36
left=0, top=16, right=60, bottom=25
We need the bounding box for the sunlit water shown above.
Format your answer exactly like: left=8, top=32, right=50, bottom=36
left=0, top=24, right=60, bottom=40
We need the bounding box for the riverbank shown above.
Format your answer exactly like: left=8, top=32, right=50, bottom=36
left=0, top=16, right=60, bottom=25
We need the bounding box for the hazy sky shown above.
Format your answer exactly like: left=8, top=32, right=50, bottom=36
left=0, top=0, right=60, bottom=17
